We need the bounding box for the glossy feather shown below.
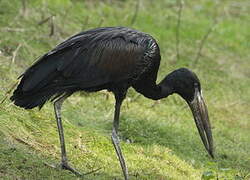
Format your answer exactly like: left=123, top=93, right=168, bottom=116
left=10, top=27, right=160, bottom=109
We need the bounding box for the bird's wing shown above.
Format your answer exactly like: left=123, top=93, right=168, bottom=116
left=21, top=27, right=146, bottom=92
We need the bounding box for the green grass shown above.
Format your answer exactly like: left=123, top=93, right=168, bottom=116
left=0, top=0, right=250, bottom=179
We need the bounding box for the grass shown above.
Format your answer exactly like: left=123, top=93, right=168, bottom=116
left=0, top=0, right=250, bottom=179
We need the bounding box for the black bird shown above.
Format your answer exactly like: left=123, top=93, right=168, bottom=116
left=10, top=27, right=214, bottom=179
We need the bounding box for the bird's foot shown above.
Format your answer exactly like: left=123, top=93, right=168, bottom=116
left=61, top=162, right=82, bottom=176
left=44, top=162, right=82, bottom=176
left=44, top=162, right=101, bottom=177
left=61, top=163, right=102, bottom=176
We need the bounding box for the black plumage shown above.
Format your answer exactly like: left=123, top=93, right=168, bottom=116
left=10, top=27, right=213, bottom=179
left=11, top=27, right=160, bottom=108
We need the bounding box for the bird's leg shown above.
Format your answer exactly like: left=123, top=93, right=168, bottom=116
left=111, top=97, right=128, bottom=180
left=53, top=94, right=82, bottom=176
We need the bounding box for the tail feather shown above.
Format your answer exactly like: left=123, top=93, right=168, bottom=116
left=10, top=55, right=76, bottom=109
left=10, top=83, right=72, bottom=109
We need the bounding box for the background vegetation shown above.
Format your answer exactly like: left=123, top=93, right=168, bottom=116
left=0, top=0, right=249, bottom=179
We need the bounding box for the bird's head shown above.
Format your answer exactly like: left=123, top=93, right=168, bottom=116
left=160, top=68, right=214, bottom=158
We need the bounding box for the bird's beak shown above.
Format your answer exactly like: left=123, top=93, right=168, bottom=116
left=187, top=87, right=214, bottom=158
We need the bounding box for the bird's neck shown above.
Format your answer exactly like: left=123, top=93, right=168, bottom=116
left=133, top=80, right=173, bottom=100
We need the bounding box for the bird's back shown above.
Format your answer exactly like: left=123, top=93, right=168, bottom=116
left=10, top=27, right=161, bottom=109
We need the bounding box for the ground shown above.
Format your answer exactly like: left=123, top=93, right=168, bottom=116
left=0, top=0, right=249, bottom=179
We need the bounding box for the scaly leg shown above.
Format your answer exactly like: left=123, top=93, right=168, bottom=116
left=53, top=94, right=82, bottom=176
left=111, top=97, right=128, bottom=180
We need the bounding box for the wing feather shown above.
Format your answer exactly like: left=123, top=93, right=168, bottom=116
left=21, top=27, right=146, bottom=92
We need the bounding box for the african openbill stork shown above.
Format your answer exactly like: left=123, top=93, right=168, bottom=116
left=10, top=27, right=214, bottom=179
